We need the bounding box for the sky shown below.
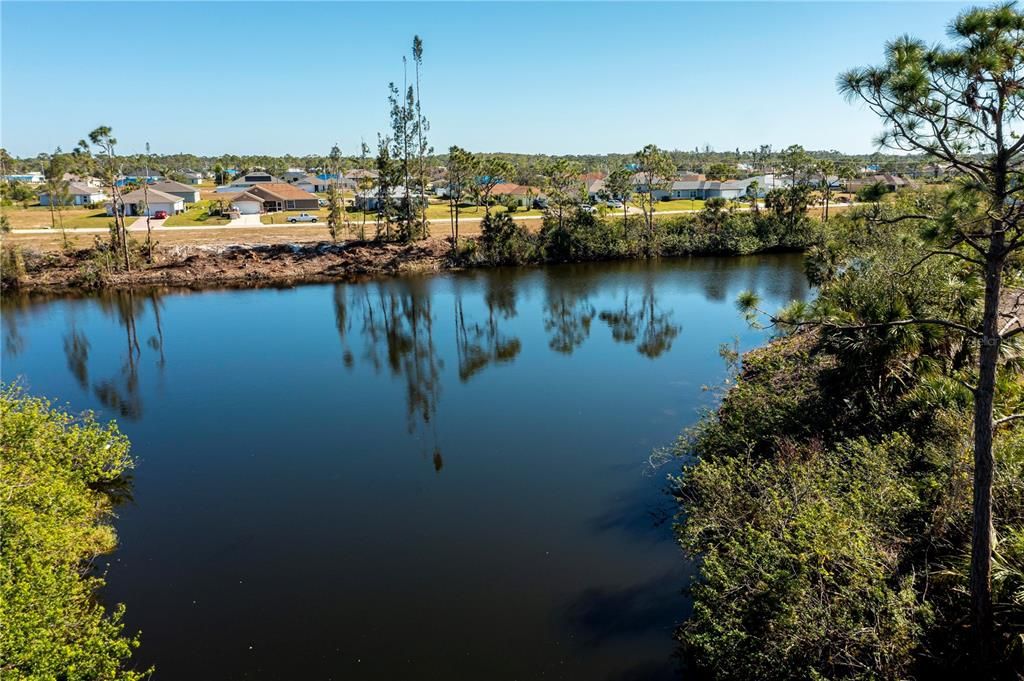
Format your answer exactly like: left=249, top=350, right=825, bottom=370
left=1, top=1, right=975, bottom=158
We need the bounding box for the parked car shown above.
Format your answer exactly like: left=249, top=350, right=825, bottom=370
left=288, top=212, right=318, bottom=223
left=318, top=198, right=328, bottom=207
left=606, top=200, right=623, bottom=209
left=153, top=210, right=168, bottom=219
left=580, top=204, right=597, bottom=213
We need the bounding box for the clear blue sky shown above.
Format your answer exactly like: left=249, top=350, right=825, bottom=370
left=2, top=1, right=973, bottom=158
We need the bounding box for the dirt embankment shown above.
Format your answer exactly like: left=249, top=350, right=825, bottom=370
left=2, top=239, right=455, bottom=293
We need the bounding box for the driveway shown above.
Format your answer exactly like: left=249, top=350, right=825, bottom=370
left=128, top=216, right=166, bottom=230
left=225, top=213, right=263, bottom=227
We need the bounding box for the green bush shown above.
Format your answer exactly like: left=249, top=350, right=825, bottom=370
left=0, top=387, right=148, bottom=680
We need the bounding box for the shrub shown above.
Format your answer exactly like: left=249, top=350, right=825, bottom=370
left=0, top=387, right=148, bottom=679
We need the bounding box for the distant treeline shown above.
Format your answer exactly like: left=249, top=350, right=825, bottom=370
left=0, top=146, right=941, bottom=183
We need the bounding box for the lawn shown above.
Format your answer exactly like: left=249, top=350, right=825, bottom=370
left=259, top=201, right=544, bottom=226
left=164, top=200, right=231, bottom=227
left=650, top=199, right=708, bottom=212
left=261, top=209, right=330, bottom=225
left=2, top=205, right=117, bottom=230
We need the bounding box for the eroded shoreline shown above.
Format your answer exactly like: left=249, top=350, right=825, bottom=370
left=1, top=238, right=455, bottom=294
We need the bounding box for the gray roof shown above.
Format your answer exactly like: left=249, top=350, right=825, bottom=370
left=67, top=182, right=102, bottom=195
left=670, top=179, right=751, bottom=191
left=670, top=180, right=704, bottom=191
left=118, top=188, right=183, bottom=203
left=40, top=181, right=102, bottom=197
left=150, top=180, right=196, bottom=194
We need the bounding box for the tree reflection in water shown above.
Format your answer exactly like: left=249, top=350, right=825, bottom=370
left=598, top=280, right=680, bottom=359
left=543, top=275, right=596, bottom=354
left=454, top=275, right=522, bottom=382
left=333, top=280, right=446, bottom=469
left=58, top=290, right=167, bottom=420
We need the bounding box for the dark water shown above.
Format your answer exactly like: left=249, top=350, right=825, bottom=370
left=1, top=255, right=808, bottom=680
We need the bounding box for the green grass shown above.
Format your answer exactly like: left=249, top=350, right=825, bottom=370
left=650, top=199, right=708, bottom=212
left=336, top=202, right=545, bottom=223
left=163, top=200, right=230, bottom=227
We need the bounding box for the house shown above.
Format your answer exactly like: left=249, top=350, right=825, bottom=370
left=122, top=169, right=162, bottom=183
left=181, top=170, right=204, bottom=184
left=345, top=169, right=379, bottom=181
left=149, top=179, right=201, bottom=204
left=669, top=180, right=704, bottom=200
left=847, top=174, right=912, bottom=193
left=808, top=175, right=843, bottom=190
left=246, top=183, right=320, bottom=212
left=295, top=175, right=332, bottom=193
left=743, top=174, right=792, bottom=197
left=704, top=180, right=750, bottom=200
left=228, top=191, right=264, bottom=215
left=585, top=178, right=606, bottom=201
left=106, top=188, right=184, bottom=217
left=215, top=171, right=286, bottom=193
left=491, top=183, right=538, bottom=208
left=667, top=178, right=755, bottom=201
left=61, top=172, right=103, bottom=188
left=634, top=173, right=704, bottom=200
left=39, top=181, right=108, bottom=206
left=282, top=169, right=308, bottom=184
left=4, top=171, right=44, bottom=183
left=354, top=186, right=426, bottom=211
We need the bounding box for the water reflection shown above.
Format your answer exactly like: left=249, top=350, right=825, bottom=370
left=333, top=280, right=443, bottom=431
left=0, top=255, right=810, bottom=681
left=454, top=274, right=522, bottom=381
left=598, top=284, right=680, bottom=359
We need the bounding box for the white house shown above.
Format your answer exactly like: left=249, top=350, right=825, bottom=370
left=107, top=188, right=184, bottom=217
left=229, top=191, right=263, bottom=215
left=295, top=175, right=331, bottom=193
left=282, top=169, right=308, bottom=184
left=4, top=171, right=44, bottom=183
left=150, top=180, right=201, bottom=204
left=39, top=181, right=108, bottom=206
left=354, top=186, right=426, bottom=211
left=181, top=170, right=204, bottom=184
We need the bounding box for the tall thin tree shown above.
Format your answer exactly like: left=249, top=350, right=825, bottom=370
left=832, top=4, right=1024, bottom=652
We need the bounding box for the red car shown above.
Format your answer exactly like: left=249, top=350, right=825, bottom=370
left=153, top=210, right=168, bottom=219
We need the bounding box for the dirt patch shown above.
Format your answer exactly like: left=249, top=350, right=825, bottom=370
left=3, top=239, right=456, bottom=294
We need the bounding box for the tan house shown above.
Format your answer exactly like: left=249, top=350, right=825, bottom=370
left=490, top=183, right=538, bottom=209
left=246, top=183, right=320, bottom=212
left=229, top=191, right=264, bottom=215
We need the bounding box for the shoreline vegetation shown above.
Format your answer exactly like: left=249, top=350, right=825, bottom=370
left=671, top=191, right=1024, bottom=676
left=0, top=388, right=149, bottom=680
left=1, top=202, right=816, bottom=293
